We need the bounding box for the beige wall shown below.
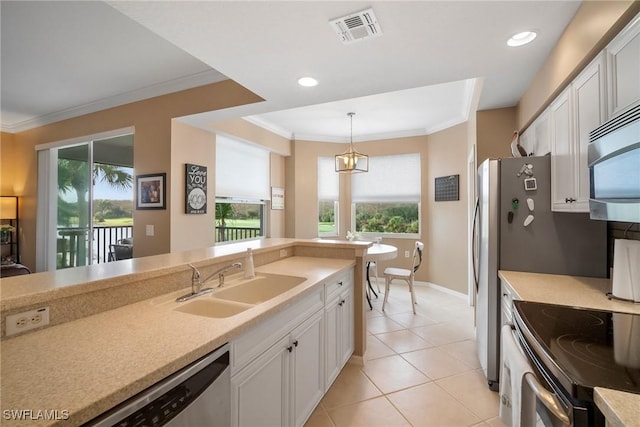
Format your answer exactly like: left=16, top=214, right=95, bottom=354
left=170, top=121, right=216, bottom=252
left=1, top=81, right=262, bottom=271
left=518, top=1, right=640, bottom=129
left=477, top=107, right=517, bottom=164
left=288, top=126, right=470, bottom=294
left=423, top=123, right=469, bottom=294
left=211, top=118, right=291, bottom=156
left=269, top=153, right=286, bottom=238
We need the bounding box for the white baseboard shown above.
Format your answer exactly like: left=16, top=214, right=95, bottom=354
left=414, top=280, right=468, bottom=300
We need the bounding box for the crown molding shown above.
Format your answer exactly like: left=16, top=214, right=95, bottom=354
left=1, top=70, right=227, bottom=133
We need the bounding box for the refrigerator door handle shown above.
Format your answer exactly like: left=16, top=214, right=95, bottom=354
left=472, top=198, right=480, bottom=292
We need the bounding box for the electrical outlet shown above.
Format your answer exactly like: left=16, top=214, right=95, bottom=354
left=6, top=307, right=50, bottom=336
left=279, top=249, right=287, bottom=258
left=405, top=250, right=410, bottom=258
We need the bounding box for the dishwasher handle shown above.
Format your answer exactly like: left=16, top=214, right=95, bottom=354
left=523, top=372, right=572, bottom=426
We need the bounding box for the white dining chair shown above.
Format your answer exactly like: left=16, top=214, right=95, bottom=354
left=382, top=241, right=424, bottom=314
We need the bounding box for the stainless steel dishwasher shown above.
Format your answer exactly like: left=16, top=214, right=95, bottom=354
left=86, top=343, right=230, bottom=426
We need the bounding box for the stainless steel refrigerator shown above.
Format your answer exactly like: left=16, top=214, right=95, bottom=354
left=474, top=156, right=607, bottom=390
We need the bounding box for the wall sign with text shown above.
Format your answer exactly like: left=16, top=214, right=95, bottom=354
left=185, top=164, right=207, bottom=214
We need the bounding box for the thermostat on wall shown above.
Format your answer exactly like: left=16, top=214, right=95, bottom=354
left=524, top=177, right=537, bottom=191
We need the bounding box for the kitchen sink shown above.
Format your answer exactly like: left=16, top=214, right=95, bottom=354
left=174, top=298, right=253, bottom=318
left=213, top=273, right=306, bottom=304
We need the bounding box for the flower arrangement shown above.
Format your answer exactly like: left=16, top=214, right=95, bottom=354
left=346, top=230, right=360, bottom=241
left=1, top=224, right=16, bottom=232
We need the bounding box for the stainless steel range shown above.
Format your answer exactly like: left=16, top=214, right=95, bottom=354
left=512, top=300, right=640, bottom=427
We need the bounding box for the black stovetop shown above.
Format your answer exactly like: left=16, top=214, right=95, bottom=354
left=513, top=300, right=640, bottom=399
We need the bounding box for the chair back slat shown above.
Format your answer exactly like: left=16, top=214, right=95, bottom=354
left=412, top=241, right=425, bottom=273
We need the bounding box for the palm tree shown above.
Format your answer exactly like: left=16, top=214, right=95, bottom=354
left=215, top=203, right=234, bottom=241
left=57, top=159, right=132, bottom=265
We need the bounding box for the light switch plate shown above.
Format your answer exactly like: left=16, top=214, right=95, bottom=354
left=146, top=224, right=154, bottom=236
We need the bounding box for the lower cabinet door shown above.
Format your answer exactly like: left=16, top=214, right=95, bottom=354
left=324, top=296, right=341, bottom=388
left=291, top=310, right=325, bottom=427
left=231, top=336, right=290, bottom=427
left=339, top=286, right=354, bottom=367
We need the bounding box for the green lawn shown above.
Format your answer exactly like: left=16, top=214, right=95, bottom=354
left=95, top=218, right=133, bottom=226
left=319, top=223, right=336, bottom=233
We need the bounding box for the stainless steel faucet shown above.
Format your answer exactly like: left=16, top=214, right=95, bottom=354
left=177, top=262, right=243, bottom=302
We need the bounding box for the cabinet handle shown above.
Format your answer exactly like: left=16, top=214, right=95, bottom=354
left=565, top=197, right=576, bottom=203
left=338, top=281, right=343, bottom=286
left=293, top=340, right=299, bottom=347
left=338, top=299, right=345, bottom=306
left=287, top=345, right=293, bottom=353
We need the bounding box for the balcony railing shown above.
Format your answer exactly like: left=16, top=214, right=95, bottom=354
left=57, top=225, right=133, bottom=268
left=216, top=226, right=261, bottom=242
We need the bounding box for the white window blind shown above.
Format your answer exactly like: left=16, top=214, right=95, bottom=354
left=216, top=135, right=270, bottom=200
left=318, top=157, right=339, bottom=200
left=352, top=153, right=421, bottom=202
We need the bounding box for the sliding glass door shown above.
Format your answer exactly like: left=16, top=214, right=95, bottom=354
left=57, top=144, right=92, bottom=268
left=36, top=129, right=134, bottom=272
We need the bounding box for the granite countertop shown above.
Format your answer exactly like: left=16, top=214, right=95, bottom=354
left=499, top=270, right=640, bottom=426
left=594, top=388, right=640, bottom=427
left=0, top=256, right=355, bottom=426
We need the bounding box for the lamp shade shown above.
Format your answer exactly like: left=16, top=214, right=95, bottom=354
left=0, top=196, right=18, bottom=219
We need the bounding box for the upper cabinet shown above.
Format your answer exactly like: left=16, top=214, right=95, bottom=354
left=606, top=14, right=640, bottom=119
left=551, top=53, right=607, bottom=212
left=520, top=107, right=551, bottom=157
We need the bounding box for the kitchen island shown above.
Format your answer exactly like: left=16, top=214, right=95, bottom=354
left=499, top=270, right=640, bottom=427
left=0, top=239, right=368, bottom=426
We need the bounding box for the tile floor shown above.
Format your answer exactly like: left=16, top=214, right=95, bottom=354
left=305, top=281, right=507, bottom=427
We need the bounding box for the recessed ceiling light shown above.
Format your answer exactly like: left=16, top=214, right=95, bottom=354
left=298, top=77, right=318, bottom=87
left=507, top=31, right=537, bottom=47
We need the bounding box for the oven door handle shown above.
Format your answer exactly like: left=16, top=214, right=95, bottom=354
left=524, top=372, right=572, bottom=426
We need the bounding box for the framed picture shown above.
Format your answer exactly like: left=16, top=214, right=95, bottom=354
left=136, top=173, right=166, bottom=210
left=271, top=187, right=284, bottom=210
left=185, top=163, right=207, bottom=214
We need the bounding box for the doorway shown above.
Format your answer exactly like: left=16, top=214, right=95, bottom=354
left=36, top=130, right=134, bottom=271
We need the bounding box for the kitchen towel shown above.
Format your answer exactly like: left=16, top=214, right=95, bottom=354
left=499, top=324, right=535, bottom=427
left=612, top=239, right=640, bottom=302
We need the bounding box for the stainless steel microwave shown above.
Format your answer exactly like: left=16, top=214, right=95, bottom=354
left=588, top=104, right=640, bottom=222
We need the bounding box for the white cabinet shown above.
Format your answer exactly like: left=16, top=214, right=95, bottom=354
left=291, top=311, right=325, bottom=427
left=324, top=272, right=354, bottom=388
left=606, top=13, right=640, bottom=119
left=551, top=54, right=606, bottom=212
left=520, top=108, right=551, bottom=157
left=231, top=307, right=324, bottom=427
left=231, top=335, right=290, bottom=427
left=230, top=267, right=354, bottom=427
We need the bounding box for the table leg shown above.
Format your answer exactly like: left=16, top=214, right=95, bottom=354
left=366, top=262, right=378, bottom=299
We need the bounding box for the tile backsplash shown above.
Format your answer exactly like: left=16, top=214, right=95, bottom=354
left=607, top=221, right=640, bottom=276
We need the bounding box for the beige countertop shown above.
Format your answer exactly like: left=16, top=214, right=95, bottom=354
left=594, top=388, right=640, bottom=427
left=498, top=270, right=640, bottom=315
left=499, top=270, right=640, bottom=426
left=0, top=256, right=355, bottom=426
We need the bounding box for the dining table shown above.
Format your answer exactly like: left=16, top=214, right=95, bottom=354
left=364, top=243, right=398, bottom=309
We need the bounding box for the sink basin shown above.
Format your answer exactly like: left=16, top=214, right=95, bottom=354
left=213, top=273, right=306, bottom=304
left=174, top=298, right=253, bottom=318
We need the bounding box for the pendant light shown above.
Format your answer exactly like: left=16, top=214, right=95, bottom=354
left=335, top=112, right=369, bottom=173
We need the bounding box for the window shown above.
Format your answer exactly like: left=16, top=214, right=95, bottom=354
left=318, top=157, right=339, bottom=236
left=215, top=135, right=270, bottom=243
left=351, top=153, right=421, bottom=237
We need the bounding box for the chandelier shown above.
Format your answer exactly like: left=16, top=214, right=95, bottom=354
left=335, top=112, right=369, bottom=173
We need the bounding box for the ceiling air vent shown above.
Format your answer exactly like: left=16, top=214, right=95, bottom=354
left=330, top=8, right=382, bottom=44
